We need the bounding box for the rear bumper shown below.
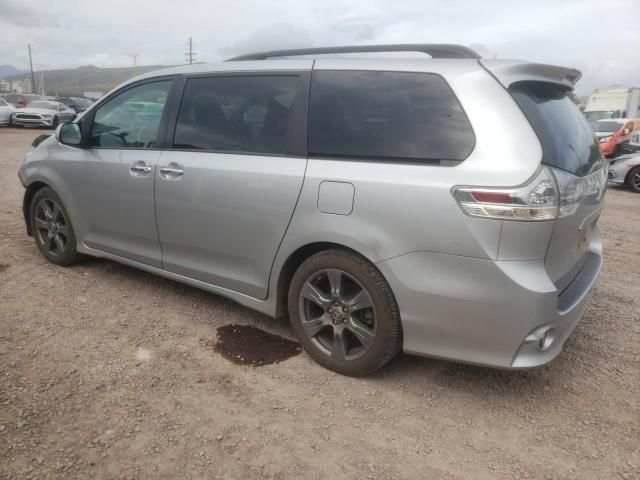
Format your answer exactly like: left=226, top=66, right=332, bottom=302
left=376, top=227, right=602, bottom=369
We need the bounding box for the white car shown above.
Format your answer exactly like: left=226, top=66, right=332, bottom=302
left=11, top=100, right=76, bottom=129
left=0, top=98, right=16, bottom=126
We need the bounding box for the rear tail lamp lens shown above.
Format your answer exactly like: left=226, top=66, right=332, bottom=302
left=452, top=165, right=606, bottom=222
left=453, top=167, right=557, bottom=221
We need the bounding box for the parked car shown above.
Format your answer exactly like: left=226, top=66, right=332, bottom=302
left=608, top=149, right=640, bottom=193
left=619, top=129, right=640, bottom=155
left=0, top=98, right=16, bottom=126
left=18, top=44, right=606, bottom=375
left=55, top=96, right=93, bottom=114
left=3, top=93, right=42, bottom=108
left=591, top=118, right=640, bottom=157
left=11, top=100, right=75, bottom=128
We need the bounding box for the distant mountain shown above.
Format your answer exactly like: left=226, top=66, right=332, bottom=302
left=4, top=64, right=168, bottom=96
left=0, top=65, right=26, bottom=78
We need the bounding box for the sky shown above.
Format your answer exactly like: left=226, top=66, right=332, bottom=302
left=1, top=0, right=639, bottom=95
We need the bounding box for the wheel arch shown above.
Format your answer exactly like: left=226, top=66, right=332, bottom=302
left=274, top=241, right=384, bottom=319
left=23, top=181, right=50, bottom=236
left=624, top=164, right=640, bottom=187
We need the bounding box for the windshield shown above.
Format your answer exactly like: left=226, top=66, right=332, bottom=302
left=29, top=101, right=58, bottom=110
left=591, top=121, right=622, bottom=133
left=584, top=111, right=615, bottom=122
left=510, top=82, right=603, bottom=177
left=72, top=98, right=92, bottom=107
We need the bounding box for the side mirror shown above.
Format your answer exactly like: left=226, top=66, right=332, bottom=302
left=56, top=122, right=82, bottom=146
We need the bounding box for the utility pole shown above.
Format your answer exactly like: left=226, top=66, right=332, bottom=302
left=28, top=43, right=36, bottom=94
left=185, top=37, right=197, bottom=65
left=132, top=54, right=139, bottom=76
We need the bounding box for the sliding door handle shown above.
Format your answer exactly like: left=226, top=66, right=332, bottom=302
left=159, top=167, right=184, bottom=176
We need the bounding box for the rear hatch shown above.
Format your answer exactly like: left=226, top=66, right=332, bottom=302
left=509, top=81, right=606, bottom=290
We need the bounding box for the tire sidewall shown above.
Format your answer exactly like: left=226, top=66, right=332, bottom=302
left=30, top=187, right=78, bottom=266
left=628, top=166, right=640, bottom=193
left=288, top=250, right=400, bottom=376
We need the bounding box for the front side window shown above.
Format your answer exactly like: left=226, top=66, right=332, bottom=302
left=89, top=80, right=172, bottom=148
left=308, top=70, right=475, bottom=162
left=173, top=75, right=299, bottom=155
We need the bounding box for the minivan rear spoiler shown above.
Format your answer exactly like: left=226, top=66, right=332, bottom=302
left=479, top=59, right=582, bottom=90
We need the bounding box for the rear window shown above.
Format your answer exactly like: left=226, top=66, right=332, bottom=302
left=173, top=75, right=299, bottom=155
left=510, top=82, right=603, bottom=176
left=591, top=121, right=623, bottom=133
left=308, top=70, right=475, bottom=162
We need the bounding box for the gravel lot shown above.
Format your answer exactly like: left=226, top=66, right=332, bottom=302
left=1, top=127, right=639, bottom=480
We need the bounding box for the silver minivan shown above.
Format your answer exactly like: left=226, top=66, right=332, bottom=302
left=18, top=45, right=606, bottom=375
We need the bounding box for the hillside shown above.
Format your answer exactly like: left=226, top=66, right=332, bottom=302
left=0, top=65, right=27, bottom=77
left=4, top=64, right=169, bottom=96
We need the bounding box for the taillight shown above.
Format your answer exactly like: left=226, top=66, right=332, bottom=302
left=453, top=166, right=558, bottom=221
left=452, top=165, right=607, bottom=222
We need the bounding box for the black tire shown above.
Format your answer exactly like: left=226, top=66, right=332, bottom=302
left=628, top=166, right=640, bottom=193
left=288, top=249, right=402, bottom=376
left=30, top=187, right=80, bottom=266
left=51, top=116, right=59, bottom=129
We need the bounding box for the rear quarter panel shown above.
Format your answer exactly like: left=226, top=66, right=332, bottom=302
left=269, top=59, right=545, bottom=298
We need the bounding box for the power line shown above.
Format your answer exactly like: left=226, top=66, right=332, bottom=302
left=185, top=37, right=197, bottom=65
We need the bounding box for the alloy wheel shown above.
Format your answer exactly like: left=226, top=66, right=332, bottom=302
left=298, top=268, right=377, bottom=361
left=34, top=198, right=69, bottom=257
left=632, top=169, right=640, bottom=191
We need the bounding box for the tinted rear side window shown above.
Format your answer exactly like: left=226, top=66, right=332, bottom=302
left=173, top=75, right=299, bottom=155
left=510, top=82, right=603, bottom=176
left=308, top=70, right=474, bottom=162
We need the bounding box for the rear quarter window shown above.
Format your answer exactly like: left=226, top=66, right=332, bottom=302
left=509, top=82, right=603, bottom=176
left=308, top=70, right=475, bottom=162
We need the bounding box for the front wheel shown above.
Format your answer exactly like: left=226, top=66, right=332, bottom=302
left=628, top=166, right=640, bottom=193
left=30, top=187, right=80, bottom=266
left=50, top=116, right=59, bottom=129
left=288, top=250, right=402, bottom=376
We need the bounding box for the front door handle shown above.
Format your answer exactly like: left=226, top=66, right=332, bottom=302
left=130, top=161, right=152, bottom=176
left=130, top=165, right=152, bottom=173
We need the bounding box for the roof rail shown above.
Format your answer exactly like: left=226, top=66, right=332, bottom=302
left=226, top=44, right=480, bottom=61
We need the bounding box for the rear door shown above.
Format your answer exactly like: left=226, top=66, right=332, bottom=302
left=155, top=71, right=310, bottom=299
left=509, top=82, right=607, bottom=289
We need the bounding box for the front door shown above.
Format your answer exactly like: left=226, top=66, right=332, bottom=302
left=77, top=79, right=174, bottom=267
left=155, top=73, right=309, bottom=299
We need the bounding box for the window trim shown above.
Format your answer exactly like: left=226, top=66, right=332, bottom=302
left=306, top=69, right=476, bottom=165
left=80, top=75, right=180, bottom=151
left=165, top=71, right=311, bottom=158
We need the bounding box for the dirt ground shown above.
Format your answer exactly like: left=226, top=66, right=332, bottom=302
left=1, top=127, right=638, bottom=480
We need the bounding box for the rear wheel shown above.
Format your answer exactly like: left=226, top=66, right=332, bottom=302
left=30, top=187, right=80, bottom=266
left=288, top=249, right=402, bottom=376
left=628, top=166, right=640, bottom=193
